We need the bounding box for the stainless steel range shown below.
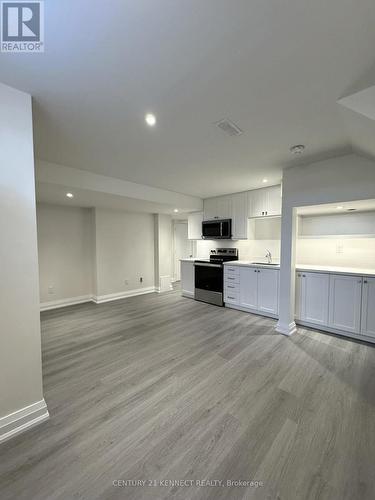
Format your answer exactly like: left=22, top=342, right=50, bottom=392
left=194, top=248, right=238, bottom=306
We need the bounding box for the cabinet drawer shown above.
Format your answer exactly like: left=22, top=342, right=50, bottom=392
left=224, top=291, right=239, bottom=304
left=224, top=282, right=240, bottom=293
left=224, top=266, right=240, bottom=276
left=224, top=274, right=240, bottom=284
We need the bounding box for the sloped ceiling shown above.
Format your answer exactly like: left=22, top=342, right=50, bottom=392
left=337, top=63, right=375, bottom=160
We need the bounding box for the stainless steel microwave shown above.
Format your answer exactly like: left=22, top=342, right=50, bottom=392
left=202, top=219, right=232, bottom=239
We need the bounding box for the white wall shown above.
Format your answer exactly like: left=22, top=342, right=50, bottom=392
left=0, top=82, right=47, bottom=436
left=278, top=153, right=375, bottom=335
left=37, top=204, right=93, bottom=305
left=94, top=208, right=155, bottom=298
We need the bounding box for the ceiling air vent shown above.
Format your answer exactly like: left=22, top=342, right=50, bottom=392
left=215, top=118, right=243, bottom=137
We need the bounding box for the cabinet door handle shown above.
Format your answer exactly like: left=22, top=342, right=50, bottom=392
left=358, top=280, right=362, bottom=284
left=227, top=285, right=235, bottom=289
left=254, top=269, right=257, bottom=273
left=364, top=280, right=368, bottom=284
left=302, top=275, right=306, bottom=278
left=227, top=277, right=235, bottom=280
left=258, top=270, right=261, bottom=273
left=297, top=274, right=301, bottom=277
left=228, top=296, right=236, bottom=300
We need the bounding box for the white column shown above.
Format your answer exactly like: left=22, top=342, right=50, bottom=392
left=0, top=83, right=48, bottom=443
left=276, top=204, right=297, bottom=336
left=154, top=214, right=173, bottom=292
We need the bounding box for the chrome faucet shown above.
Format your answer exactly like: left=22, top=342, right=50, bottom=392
left=265, top=249, right=272, bottom=264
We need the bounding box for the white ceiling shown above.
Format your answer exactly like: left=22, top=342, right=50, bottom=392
left=36, top=183, right=181, bottom=215
left=1, top=0, right=375, bottom=198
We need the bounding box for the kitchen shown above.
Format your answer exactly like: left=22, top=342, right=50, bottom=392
left=181, top=181, right=375, bottom=345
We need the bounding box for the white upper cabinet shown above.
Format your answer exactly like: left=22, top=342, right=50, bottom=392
left=248, top=185, right=282, bottom=218
left=187, top=212, right=203, bottom=240
left=203, top=197, right=218, bottom=220
left=216, top=195, right=232, bottom=219
left=361, top=277, right=375, bottom=338
left=203, top=196, right=232, bottom=220
left=296, top=272, right=329, bottom=326
left=231, top=192, right=248, bottom=240
left=248, top=188, right=267, bottom=218
left=266, top=185, right=282, bottom=216
left=328, top=274, right=362, bottom=334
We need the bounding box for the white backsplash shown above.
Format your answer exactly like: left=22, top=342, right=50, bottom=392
left=296, top=238, right=375, bottom=268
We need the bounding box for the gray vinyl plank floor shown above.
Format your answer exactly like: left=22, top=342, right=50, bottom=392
left=1, top=289, right=375, bottom=500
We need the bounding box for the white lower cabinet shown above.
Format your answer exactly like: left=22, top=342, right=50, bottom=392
left=296, top=272, right=329, bottom=326
left=361, top=278, right=375, bottom=338
left=257, top=268, right=279, bottom=315
left=225, top=265, right=279, bottom=318
left=295, top=271, right=375, bottom=341
left=239, top=268, right=258, bottom=309
left=328, top=274, right=362, bottom=334
left=180, top=261, right=194, bottom=298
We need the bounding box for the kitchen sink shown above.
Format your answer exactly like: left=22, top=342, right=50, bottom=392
left=251, top=262, right=279, bottom=266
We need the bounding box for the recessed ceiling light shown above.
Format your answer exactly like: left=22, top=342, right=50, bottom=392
left=262, top=178, right=268, bottom=183
left=336, top=206, right=344, bottom=210
left=145, top=113, right=156, bottom=126
left=290, top=144, right=305, bottom=155
left=66, top=192, right=74, bottom=198
left=174, top=208, right=179, bottom=213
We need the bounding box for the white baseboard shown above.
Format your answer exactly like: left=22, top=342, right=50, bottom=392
left=225, top=303, right=278, bottom=320
left=0, top=399, right=49, bottom=445
left=296, top=320, right=375, bottom=345
left=41, top=287, right=157, bottom=310
left=275, top=321, right=297, bottom=336
left=92, top=286, right=156, bottom=304
left=40, top=295, right=92, bottom=311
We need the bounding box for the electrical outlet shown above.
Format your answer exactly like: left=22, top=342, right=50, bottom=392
left=48, top=285, right=54, bottom=295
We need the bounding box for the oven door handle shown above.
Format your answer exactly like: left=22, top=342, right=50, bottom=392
left=194, top=262, right=222, bottom=268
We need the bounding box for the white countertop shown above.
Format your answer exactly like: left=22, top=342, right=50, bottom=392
left=223, top=260, right=375, bottom=277
left=224, top=260, right=280, bottom=269
left=295, top=264, right=375, bottom=277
